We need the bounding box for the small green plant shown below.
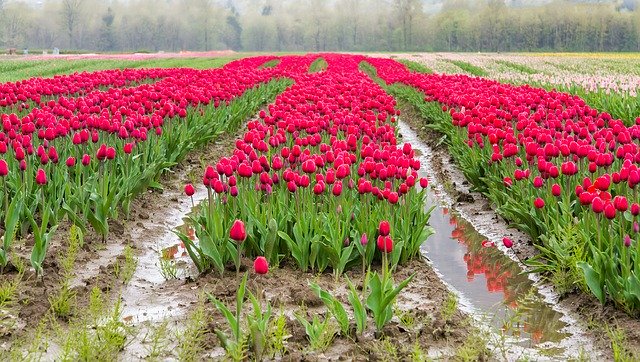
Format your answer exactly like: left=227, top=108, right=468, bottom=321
left=607, top=324, right=637, bottom=362
left=309, top=282, right=350, bottom=336
left=0, top=272, right=22, bottom=308
left=410, top=340, right=428, bottom=362
left=88, top=286, right=105, bottom=321
left=144, top=320, right=171, bottom=361
left=208, top=273, right=249, bottom=361
left=455, top=328, right=489, bottom=362
left=294, top=312, right=336, bottom=352
left=268, top=309, right=289, bottom=358
left=247, top=290, right=272, bottom=360
left=176, top=297, right=210, bottom=362
left=366, top=269, right=415, bottom=332
left=121, top=245, right=137, bottom=284
left=441, top=292, right=459, bottom=324
left=347, top=276, right=368, bottom=335
left=158, top=256, right=179, bottom=280
left=399, top=310, right=416, bottom=330
left=48, top=282, right=77, bottom=319
left=370, top=336, right=399, bottom=361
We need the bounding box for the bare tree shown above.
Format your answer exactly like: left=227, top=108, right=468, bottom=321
left=61, top=0, right=84, bottom=48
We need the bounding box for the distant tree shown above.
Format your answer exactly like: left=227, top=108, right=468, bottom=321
left=98, top=7, right=115, bottom=51
left=60, top=0, right=85, bottom=48
left=394, top=0, right=421, bottom=50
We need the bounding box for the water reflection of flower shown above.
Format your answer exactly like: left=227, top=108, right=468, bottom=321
left=444, top=208, right=567, bottom=344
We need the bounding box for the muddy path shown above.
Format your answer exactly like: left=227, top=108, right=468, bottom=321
left=396, top=98, right=639, bottom=360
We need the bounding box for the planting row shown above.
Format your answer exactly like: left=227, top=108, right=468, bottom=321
left=367, top=57, right=640, bottom=313
left=0, top=56, right=292, bottom=273
left=178, top=54, right=433, bottom=278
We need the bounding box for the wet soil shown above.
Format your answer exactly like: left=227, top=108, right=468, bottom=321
left=396, top=96, right=640, bottom=360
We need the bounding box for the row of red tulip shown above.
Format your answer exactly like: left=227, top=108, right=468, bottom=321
left=178, top=54, right=433, bottom=277
left=0, top=56, right=294, bottom=274
left=367, top=57, right=640, bottom=313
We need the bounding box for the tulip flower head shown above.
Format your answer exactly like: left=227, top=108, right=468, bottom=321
left=254, top=256, right=269, bottom=274
left=35, top=168, right=47, bottom=185
left=378, top=220, right=390, bottom=236
left=376, top=235, right=393, bottom=253
left=230, top=219, right=247, bottom=243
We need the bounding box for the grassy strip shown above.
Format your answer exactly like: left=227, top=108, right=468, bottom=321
left=447, top=60, right=488, bottom=77
left=397, top=59, right=433, bottom=74
left=494, top=60, right=538, bottom=75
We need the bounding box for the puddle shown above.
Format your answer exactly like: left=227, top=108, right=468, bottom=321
left=120, top=187, right=208, bottom=325
left=398, top=121, right=602, bottom=360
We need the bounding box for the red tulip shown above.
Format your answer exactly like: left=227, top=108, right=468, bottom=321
left=551, top=183, right=561, bottom=197
left=254, top=256, right=269, bottom=274
left=66, top=156, right=76, bottom=167
left=604, top=203, right=616, bottom=220
left=35, top=168, right=47, bottom=185
left=533, top=197, right=545, bottom=209
left=229, top=219, right=246, bottom=242
left=376, top=235, right=393, bottom=253
left=0, top=159, right=7, bottom=176
left=378, top=220, right=390, bottom=236
left=503, top=237, right=513, bottom=248
left=184, top=184, right=195, bottom=196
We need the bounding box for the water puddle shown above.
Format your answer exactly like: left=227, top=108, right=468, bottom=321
left=120, top=188, right=207, bottom=325
left=398, top=121, right=602, bottom=360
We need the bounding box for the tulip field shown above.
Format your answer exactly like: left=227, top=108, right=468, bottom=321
left=2, top=52, right=640, bottom=360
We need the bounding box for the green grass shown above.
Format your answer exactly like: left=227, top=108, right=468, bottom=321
left=448, top=60, right=488, bottom=77
left=398, top=59, right=433, bottom=74
left=309, top=57, right=328, bottom=73
left=494, top=60, right=539, bottom=75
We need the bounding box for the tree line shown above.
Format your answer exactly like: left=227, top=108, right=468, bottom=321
left=0, top=0, right=638, bottom=53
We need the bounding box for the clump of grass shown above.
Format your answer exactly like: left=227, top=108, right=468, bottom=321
left=176, top=298, right=211, bottom=361
left=121, top=245, right=138, bottom=284
left=455, top=328, right=490, bottom=361
left=144, top=320, right=171, bottom=361
left=268, top=309, right=289, bottom=358
left=158, top=256, right=179, bottom=280
left=441, top=291, right=459, bottom=324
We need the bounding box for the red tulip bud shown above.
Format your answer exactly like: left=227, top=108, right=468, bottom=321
left=0, top=159, right=7, bottom=176
left=376, top=235, right=393, bottom=253
left=502, top=238, right=513, bottom=248
left=66, top=156, right=76, bottom=167
left=184, top=184, right=195, bottom=196
left=378, top=220, right=390, bottom=236
left=229, top=219, right=247, bottom=243
left=254, top=256, right=268, bottom=274
left=35, top=168, right=47, bottom=185
left=533, top=197, right=545, bottom=209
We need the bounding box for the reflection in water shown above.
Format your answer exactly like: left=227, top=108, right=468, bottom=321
left=161, top=225, right=193, bottom=260
left=422, top=194, right=569, bottom=347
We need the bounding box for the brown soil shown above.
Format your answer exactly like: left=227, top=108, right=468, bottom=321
left=396, top=96, right=640, bottom=360
left=1, top=115, right=477, bottom=360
